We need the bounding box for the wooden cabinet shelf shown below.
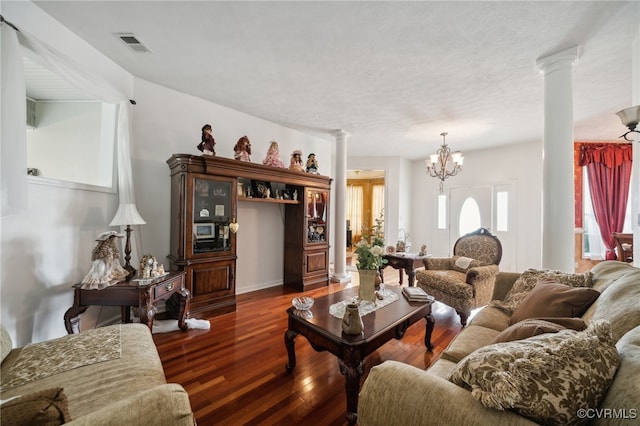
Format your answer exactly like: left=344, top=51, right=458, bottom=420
left=167, top=154, right=332, bottom=317
left=238, top=196, right=300, bottom=205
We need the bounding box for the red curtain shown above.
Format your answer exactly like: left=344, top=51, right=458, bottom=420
left=579, top=143, right=633, bottom=260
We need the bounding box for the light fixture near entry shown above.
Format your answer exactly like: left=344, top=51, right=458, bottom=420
left=425, top=132, right=464, bottom=192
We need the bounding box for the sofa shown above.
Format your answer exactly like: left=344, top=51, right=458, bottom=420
left=359, top=261, right=640, bottom=426
left=0, top=323, right=194, bottom=425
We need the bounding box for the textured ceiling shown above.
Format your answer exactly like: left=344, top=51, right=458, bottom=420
left=32, top=1, right=640, bottom=159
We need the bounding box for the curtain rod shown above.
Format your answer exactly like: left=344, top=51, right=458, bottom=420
left=0, top=15, right=20, bottom=32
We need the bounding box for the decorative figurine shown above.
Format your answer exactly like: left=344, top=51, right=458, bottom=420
left=289, top=149, right=305, bottom=172
left=262, top=141, right=286, bottom=168
left=81, top=231, right=128, bottom=290
left=197, top=124, right=216, bottom=155
left=419, top=244, right=428, bottom=256
left=306, top=153, right=319, bottom=173
left=233, top=135, right=252, bottom=161
left=293, top=190, right=298, bottom=201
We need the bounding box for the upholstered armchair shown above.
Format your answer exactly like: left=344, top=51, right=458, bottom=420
left=415, top=228, right=502, bottom=326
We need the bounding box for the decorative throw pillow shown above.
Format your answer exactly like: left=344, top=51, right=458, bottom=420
left=491, top=317, right=586, bottom=344
left=490, top=269, right=594, bottom=315
left=0, top=387, right=70, bottom=426
left=509, top=281, right=600, bottom=324
left=451, top=255, right=486, bottom=273
left=448, top=320, right=619, bottom=426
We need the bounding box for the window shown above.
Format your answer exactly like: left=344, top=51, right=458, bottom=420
left=496, top=191, right=508, bottom=232
left=437, top=194, right=447, bottom=229
left=347, top=184, right=363, bottom=240
left=459, top=197, right=481, bottom=236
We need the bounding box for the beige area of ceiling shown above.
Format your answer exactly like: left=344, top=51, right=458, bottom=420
left=31, top=1, right=640, bottom=159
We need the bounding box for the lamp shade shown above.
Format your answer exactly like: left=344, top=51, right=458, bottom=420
left=109, top=203, right=146, bottom=226
left=616, top=105, right=640, bottom=128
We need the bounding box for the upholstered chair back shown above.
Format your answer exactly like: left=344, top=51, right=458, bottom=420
left=454, top=228, right=502, bottom=265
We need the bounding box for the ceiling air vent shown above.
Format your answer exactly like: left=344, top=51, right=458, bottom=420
left=115, top=33, right=151, bottom=53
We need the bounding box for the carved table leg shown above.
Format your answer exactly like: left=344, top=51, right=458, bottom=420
left=407, top=268, right=416, bottom=286
left=425, top=312, right=435, bottom=351
left=339, top=349, right=365, bottom=425
left=64, top=305, right=88, bottom=334
left=176, top=288, right=191, bottom=331
left=284, top=329, right=298, bottom=372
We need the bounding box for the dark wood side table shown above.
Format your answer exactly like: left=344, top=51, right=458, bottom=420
left=284, top=286, right=434, bottom=425
left=380, top=253, right=428, bottom=286
left=64, top=271, right=190, bottom=334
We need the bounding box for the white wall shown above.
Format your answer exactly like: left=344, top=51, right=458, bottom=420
left=1, top=1, right=133, bottom=346
left=131, top=78, right=333, bottom=295
left=410, top=141, right=543, bottom=272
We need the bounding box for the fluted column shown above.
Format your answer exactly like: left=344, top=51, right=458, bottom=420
left=536, top=45, right=580, bottom=271
left=331, top=129, right=351, bottom=283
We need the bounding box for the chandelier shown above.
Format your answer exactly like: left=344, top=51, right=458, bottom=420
left=425, top=132, right=463, bottom=192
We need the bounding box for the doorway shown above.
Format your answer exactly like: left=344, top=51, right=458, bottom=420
left=347, top=170, right=385, bottom=246
left=449, top=183, right=516, bottom=271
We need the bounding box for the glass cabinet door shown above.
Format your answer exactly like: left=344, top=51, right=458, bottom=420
left=306, top=189, right=328, bottom=244
left=193, top=177, right=233, bottom=253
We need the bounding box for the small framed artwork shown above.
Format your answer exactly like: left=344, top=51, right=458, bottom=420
left=251, top=180, right=272, bottom=199
left=237, top=182, right=245, bottom=198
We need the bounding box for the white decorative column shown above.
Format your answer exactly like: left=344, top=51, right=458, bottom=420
left=631, top=26, right=639, bottom=267
left=536, top=45, right=580, bottom=271
left=331, top=129, right=351, bottom=283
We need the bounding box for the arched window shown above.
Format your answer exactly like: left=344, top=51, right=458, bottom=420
left=459, top=197, right=481, bottom=236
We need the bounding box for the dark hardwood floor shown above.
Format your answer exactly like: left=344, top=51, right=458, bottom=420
left=153, top=266, right=462, bottom=426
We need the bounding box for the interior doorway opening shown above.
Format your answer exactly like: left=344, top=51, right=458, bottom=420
left=347, top=170, right=385, bottom=247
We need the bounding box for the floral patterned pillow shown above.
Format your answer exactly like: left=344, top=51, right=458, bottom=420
left=490, top=268, right=594, bottom=315
left=448, top=319, right=619, bottom=425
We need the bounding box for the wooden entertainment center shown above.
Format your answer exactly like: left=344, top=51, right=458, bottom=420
left=167, top=154, right=332, bottom=318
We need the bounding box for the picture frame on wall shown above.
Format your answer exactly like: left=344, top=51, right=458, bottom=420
left=251, top=180, right=272, bottom=199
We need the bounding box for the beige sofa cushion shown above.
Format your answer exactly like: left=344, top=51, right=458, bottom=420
left=448, top=320, right=619, bottom=426
left=589, top=265, right=640, bottom=342
left=595, top=326, right=640, bottom=425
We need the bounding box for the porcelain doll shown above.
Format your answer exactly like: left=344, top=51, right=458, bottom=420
left=306, top=153, right=319, bottom=173
left=233, top=135, right=252, bottom=161
left=197, top=124, right=216, bottom=155
left=289, top=149, right=305, bottom=172
left=262, top=141, right=286, bottom=168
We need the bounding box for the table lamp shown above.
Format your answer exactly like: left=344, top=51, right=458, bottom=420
left=109, top=203, right=146, bottom=277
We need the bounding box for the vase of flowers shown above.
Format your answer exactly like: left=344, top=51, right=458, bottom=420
left=355, top=211, right=387, bottom=302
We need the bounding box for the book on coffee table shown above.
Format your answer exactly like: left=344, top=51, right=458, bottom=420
left=402, top=287, right=434, bottom=302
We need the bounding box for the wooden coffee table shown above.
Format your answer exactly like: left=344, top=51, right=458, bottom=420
left=284, top=286, right=434, bottom=424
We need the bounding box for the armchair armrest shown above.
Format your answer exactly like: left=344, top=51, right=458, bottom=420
left=424, top=257, right=452, bottom=270
left=66, top=384, right=194, bottom=426
left=465, top=264, right=499, bottom=284
left=358, top=361, right=535, bottom=426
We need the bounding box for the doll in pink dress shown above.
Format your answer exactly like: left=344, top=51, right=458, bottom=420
left=262, top=141, right=286, bottom=168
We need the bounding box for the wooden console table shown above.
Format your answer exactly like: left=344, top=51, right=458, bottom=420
left=380, top=253, right=428, bottom=286
left=64, top=271, right=190, bottom=334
